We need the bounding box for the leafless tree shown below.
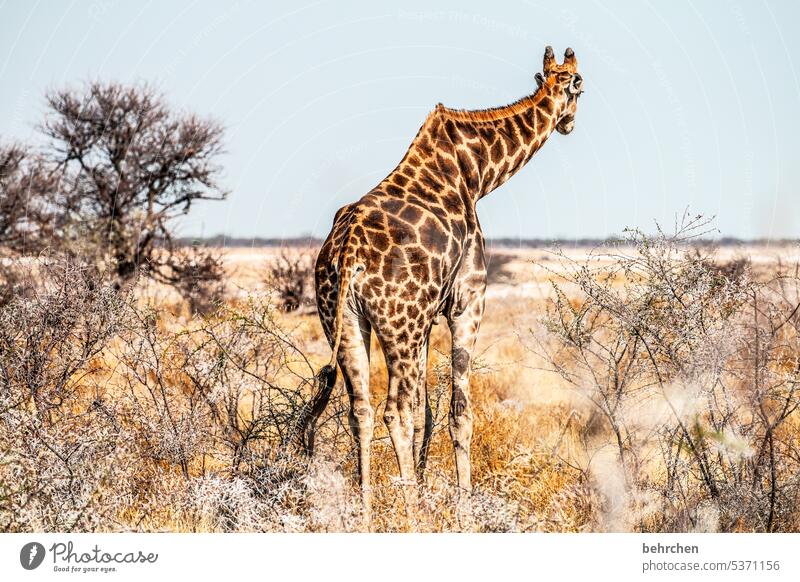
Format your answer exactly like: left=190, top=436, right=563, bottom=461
left=40, top=82, right=228, bottom=291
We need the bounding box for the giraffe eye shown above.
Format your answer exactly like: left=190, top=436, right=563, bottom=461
left=568, top=74, right=583, bottom=96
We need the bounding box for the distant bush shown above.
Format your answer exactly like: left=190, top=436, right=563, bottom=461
left=263, top=248, right=317, bottom=313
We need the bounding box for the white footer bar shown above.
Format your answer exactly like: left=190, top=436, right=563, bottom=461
left=1, top=533, right=797, bottom=581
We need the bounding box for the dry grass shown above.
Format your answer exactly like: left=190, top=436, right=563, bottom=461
left=2, top=241, right=799, bottom=532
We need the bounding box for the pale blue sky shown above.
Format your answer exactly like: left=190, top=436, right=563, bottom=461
left=2, top=0, right=798, bottom=240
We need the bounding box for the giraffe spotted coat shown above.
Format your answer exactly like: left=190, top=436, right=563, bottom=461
left=303, top=46, right=583, bottom=522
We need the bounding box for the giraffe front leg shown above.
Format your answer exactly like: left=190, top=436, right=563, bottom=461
left=448, top=307, right=481, bottom=494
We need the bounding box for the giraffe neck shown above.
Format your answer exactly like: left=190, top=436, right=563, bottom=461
left=388, top=80, right=565, bottom=207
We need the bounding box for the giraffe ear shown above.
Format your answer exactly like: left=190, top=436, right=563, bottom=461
left=543, top=45, right=556, bottom=74
left=535, top=72, right=545, bottom=88
left=563, top=47, right=577, bottom=71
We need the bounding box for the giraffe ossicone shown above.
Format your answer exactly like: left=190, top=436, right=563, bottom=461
left=300, top=46, right=582, bottom=526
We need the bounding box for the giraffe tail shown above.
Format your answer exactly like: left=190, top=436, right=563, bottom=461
left=299, top=244, right=365, bottom=456
left=327, top=246, right=365, bottom=369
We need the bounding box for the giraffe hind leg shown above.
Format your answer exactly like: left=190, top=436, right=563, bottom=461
left=383, top=349, right=422, bottom=525
left=413, top=338, right=433, bottom=481
left=337, top=312, right=374, bottom=526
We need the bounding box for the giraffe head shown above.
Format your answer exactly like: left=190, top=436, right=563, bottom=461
left=536, top=46, right=583, bottom=135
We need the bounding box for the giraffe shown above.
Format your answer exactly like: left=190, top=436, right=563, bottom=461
left=301, top=46, right=582, bottom=522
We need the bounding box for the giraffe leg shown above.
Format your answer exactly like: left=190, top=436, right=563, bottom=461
left=448, top=308, right=481, bottom=494
left=413, top=345, right=433, bottom=480
left=413, top=338, right=433, bottom=482
left=383, top=354, right=421, bottom=522
left=337, top=312, right=374, bottom=527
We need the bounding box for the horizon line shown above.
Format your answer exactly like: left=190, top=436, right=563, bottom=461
left=176, top=234, right=800, bottom=248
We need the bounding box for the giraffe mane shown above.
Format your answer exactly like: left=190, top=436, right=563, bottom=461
left=435, top=95, right=537, bottom=122
left=433, top=77, right=554, bottom=123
